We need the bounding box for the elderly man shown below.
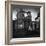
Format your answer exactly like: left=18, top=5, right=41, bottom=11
left=24, top=11, right=32, bottom=32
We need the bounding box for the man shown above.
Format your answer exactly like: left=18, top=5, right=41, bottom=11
left=24, top=11, right=32, bottom=32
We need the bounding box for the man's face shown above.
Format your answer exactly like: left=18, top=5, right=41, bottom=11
left=27, top=13, right=31, bottom=16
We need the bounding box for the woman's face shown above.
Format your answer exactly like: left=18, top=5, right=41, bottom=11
left=18, top=13, right=24, bottom=19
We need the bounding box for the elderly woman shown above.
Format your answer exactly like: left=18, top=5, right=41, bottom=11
left=14, top=10, right=26, bottom=37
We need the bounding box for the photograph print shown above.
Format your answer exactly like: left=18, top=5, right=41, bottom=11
left=11, top=5, right=40, bottom=38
